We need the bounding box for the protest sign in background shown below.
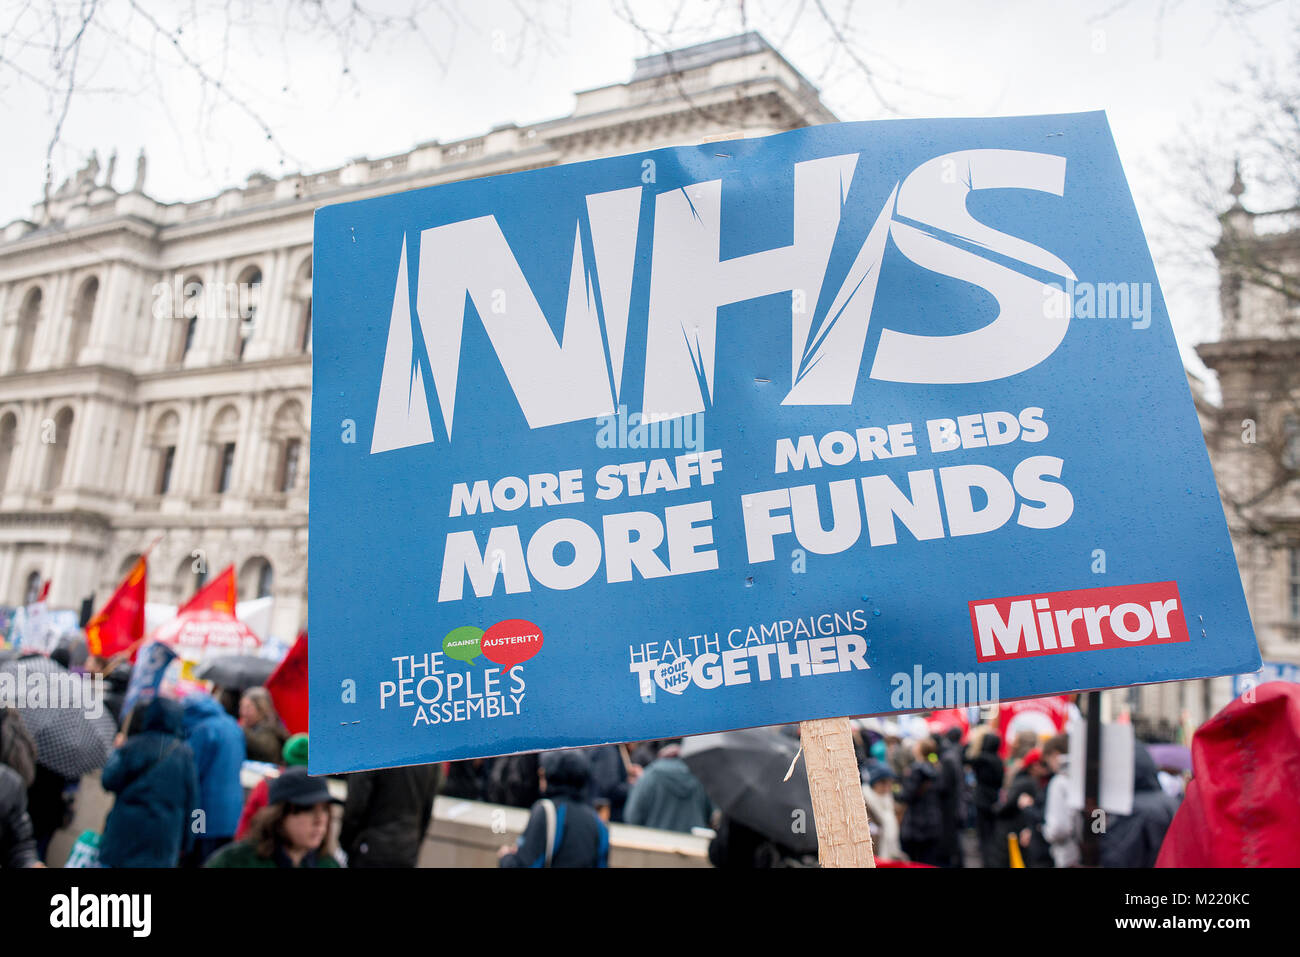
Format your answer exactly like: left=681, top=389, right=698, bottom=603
left=310, top=112, right=1259, bottom=774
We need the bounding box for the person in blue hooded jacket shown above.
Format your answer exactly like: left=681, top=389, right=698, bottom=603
left=181, top=691, right=246, bottom=865
left=623, top=740, right=712, bottom=834
left=498, top=750, right=609, bottom=868
left=100, top=697, right=199, bottom=868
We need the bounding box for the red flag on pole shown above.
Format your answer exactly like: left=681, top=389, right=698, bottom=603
left=179, top=564, right=237, bottom=616
left=266, top=631, right=308, bottom=735
left=37, top=579, right=50, bottom=602
left=86, top=557, right=147, bottom=658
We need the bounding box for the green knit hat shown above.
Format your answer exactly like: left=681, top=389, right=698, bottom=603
left=282, top=733, right=309, bottom=767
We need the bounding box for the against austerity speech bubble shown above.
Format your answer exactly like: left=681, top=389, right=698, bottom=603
left=481, top=619, right=544, bottom=669
left=442, top=626, right=485, bottom=665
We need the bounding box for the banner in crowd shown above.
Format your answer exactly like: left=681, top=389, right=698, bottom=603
left=997, top=695, right=1073, bottom=758
left=310, top=112, right=1259, bottom=773
left=122, top=641, right=179, bottom=718
left=8, top=604, right=77, bottom=654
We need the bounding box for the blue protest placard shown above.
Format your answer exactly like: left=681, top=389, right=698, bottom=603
left=309, top=111, right=1259, bottom=774
left=122, top=640, right=178, bottom=718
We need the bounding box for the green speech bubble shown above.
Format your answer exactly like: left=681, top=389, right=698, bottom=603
left=442, top=625, right=484, bottom=665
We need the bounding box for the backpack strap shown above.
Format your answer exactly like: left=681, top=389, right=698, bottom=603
left=552, top=802, right=567, bottom=866
left=540, top=799, right=556, bottom=867
left=596, top=817, right=610, bottom=868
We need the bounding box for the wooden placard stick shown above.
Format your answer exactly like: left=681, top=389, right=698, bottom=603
left=799, top=716, right=877, bottom=867
left=694, top=130, right=875, bottom=868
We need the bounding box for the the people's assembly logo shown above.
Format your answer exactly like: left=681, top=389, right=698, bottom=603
left=380, top=619, right=543, bottom=726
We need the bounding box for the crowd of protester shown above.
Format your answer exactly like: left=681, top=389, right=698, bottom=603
left=862, top=723, right=1184, bottom=868
left=4, top=634, right=1292, bottom=869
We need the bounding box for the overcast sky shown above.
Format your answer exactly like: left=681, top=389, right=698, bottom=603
left=4, top=0, right=1296, bottom=372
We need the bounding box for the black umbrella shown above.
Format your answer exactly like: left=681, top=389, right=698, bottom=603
left=681, top=726, right=819, bottom=855
left=195, top=654, right=277, bottom=691
left=0, top=655, right=117, bottom=779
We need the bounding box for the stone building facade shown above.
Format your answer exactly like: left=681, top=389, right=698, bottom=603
left=1195, top=176, right=1300, bottom=685
left=0, top=32, right=834, bottom=642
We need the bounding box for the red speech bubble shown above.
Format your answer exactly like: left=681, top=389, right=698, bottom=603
left=481, top=619, right=544, bottom=669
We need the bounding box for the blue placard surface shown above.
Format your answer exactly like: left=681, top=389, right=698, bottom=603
left=309, top=112, right=1259, bottom=773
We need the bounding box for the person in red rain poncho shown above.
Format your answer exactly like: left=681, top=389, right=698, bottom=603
left=1156, top=681, right=1300, bottom=867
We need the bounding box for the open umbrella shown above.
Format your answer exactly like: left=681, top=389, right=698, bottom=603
left=0, top=654, right=117, bottom=779
left=195, top=654, right=276, bottom=691
left=1146, top=743, right=1192, bottom=773
left=151, top=609, right=261, bottom=661
left=680, top=726, right=819, bottom=855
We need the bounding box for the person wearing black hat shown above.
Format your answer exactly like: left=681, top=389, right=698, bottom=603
left=204, top=767, right=342, bottom=868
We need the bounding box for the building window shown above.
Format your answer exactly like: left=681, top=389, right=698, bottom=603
left=1284, top=417, right=1300, bottom=470
left=23, top=571, right=41, bottom=606
left=235, top=267, right=261, bottom=359
left=268, top=400, right=305, bottom=496
left=216, top=442, right=236, bottom=493
left=1291, top=547, right=1300, bottom=624
left=294, top=257, right=312, bottom=354
left=300, top=299, right=312, bottom=353
left=41, top=407, right=73, bottom=491
left=0, top=413, right=16, bottom=493
left=157, top=445, right=176, bottom=494
left=13, top=288, right=42, bottom=372
left=167, top=277, right=205, bottom=366
left=69, top=277, right=98, bottom=364
left=280, top=438, right=301, bottom=492
left=149, top=411, right=180, bottom=496
left=175, top=555, right=206, bottom=604
left=240, top=557, right=273, bottom=601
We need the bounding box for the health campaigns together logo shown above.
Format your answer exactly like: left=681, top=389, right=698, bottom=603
left=442, top=619, right=544, bottom=668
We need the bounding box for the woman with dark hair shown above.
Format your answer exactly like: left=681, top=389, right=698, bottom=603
left=204, top=767, right=341, bottom=868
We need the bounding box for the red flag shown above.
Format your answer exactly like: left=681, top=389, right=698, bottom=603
left=86, top=557, right=147, bottom=658
left=36, top=579, right=50, bottom=603
left=266, top=631, right=308, bottom=735
left=180, top=564, right=236, bottom=616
